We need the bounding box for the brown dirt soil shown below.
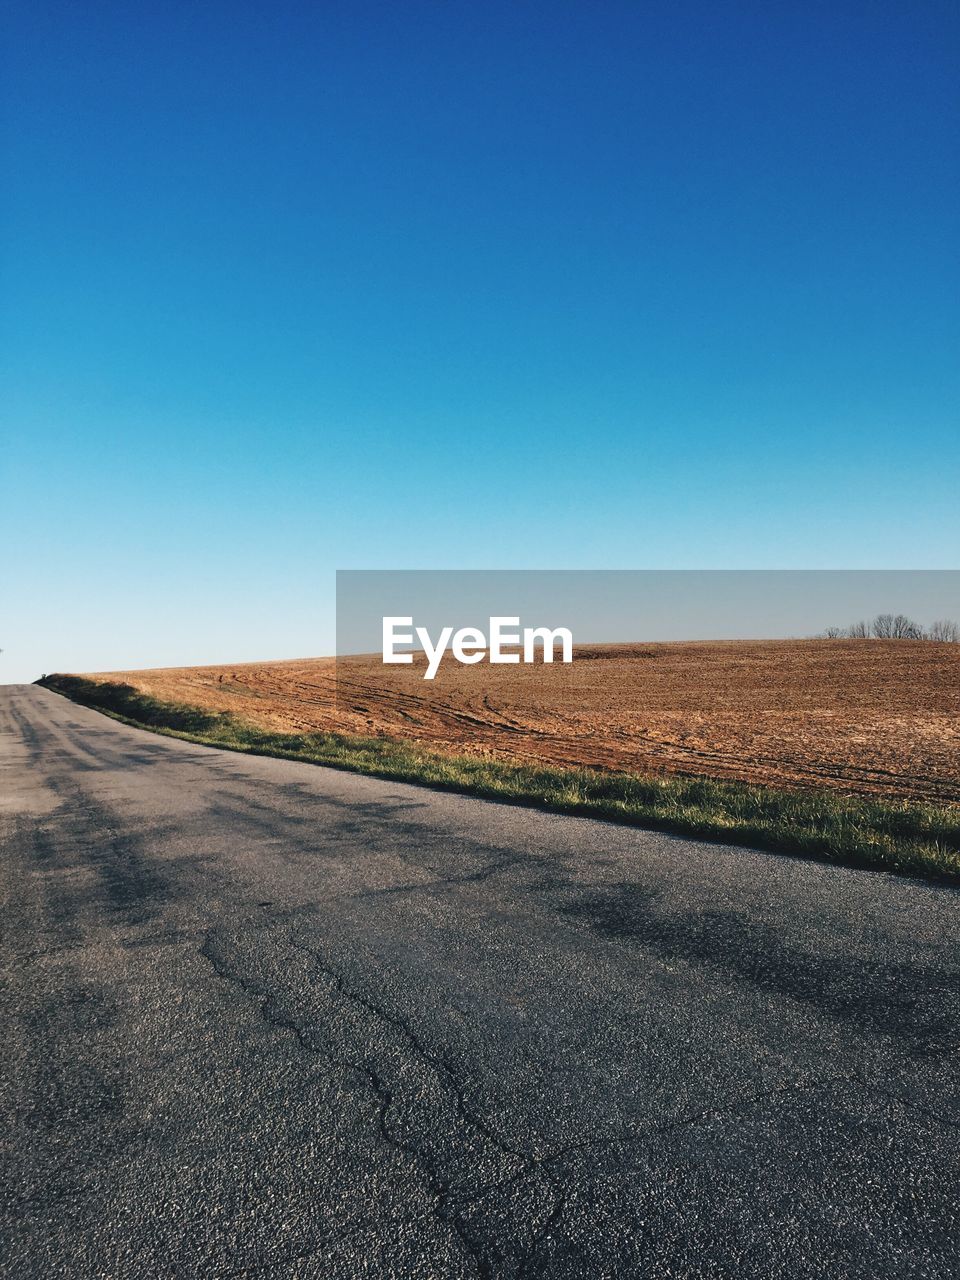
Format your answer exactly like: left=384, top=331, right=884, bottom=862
left=89, top=640, right=960, bottom=803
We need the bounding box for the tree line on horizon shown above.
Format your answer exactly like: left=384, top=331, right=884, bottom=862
left=821, top=614, right=960, bottom=642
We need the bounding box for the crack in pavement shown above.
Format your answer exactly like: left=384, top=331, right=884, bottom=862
left=198, top=927, right=822, bottom=1278
left=200, top=927, right=546, bottom=1278
left=287, top=933, right=562, bottom=1280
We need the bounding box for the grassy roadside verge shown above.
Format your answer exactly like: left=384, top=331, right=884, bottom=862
left=38, top=673, right=960, bottom=884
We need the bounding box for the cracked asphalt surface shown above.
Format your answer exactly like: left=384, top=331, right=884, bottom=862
left=1, top=683, right=958, bottom=1279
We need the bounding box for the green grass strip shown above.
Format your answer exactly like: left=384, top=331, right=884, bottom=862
left=39, top=674, right=960, bottom=884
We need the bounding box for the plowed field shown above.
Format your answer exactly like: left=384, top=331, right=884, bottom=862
left=88, top=640, right=960, bottom=803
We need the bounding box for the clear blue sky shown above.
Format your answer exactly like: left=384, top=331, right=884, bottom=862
left=2, top=1, right=958, bottom=681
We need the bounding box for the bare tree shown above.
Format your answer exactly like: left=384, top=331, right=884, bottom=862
left=871, top=613, right=923, bottom=639
left=927, top=618, right=960, bottom=643
left=823, top=626, right=843, bottom=639
left=846, top=620, right=870, bottom=638
left=871, top=614, right=894, bottom=638
left=893, top=614, right=924, bottom=639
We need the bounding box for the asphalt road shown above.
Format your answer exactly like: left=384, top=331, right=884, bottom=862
left=1, top=683, right=958, bottom=1279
